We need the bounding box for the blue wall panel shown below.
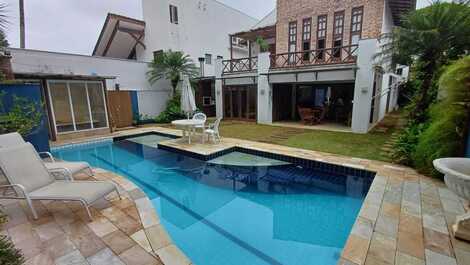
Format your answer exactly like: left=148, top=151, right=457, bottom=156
left=0, top=83, right=50, bottom=152
left=130, top=90, right=139, bottom=122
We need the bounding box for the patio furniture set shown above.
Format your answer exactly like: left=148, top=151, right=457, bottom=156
left=0, top=132, right=120, bottom=221
left=172, top=112, right=222, bottom=144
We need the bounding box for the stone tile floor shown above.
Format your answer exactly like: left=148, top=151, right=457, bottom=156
left=3, top=126, right=470, bottom=265
left=0, top=168, right=190, bottom=265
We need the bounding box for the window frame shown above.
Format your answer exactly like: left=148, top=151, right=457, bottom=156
left=169, top=5, right=178, bottom=24
left=47, top=80, right=109, bottom=135
left=350, top=6, right=364, bottom=46
left=288, top=21, right=298, bottom=53
left=316, top=15, right=328, bottom=60
left=205, top=53, right=212, bottom=65
left=332, top=11, right=345, bottom=58
left=302, top=18, right=312, bottom=61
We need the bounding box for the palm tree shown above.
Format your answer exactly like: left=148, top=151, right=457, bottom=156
left=378, top=1, right=470, bottom=122
left=147, top=50, right=198, bottom=95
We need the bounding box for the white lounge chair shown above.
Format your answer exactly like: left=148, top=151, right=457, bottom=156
left=0, top=132, right=93, bottom=179
left=204, top=117, right=222, bottom=143
left=0, top=143, right=120, bottom=220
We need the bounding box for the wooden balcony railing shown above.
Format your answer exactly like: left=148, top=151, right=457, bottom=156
left=270, top=45, right=359, bottom=69
left=222, top=57, right=258, bottom=74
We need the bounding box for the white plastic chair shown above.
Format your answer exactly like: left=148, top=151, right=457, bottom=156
left=192, top=112, right=207, bottom=129
left=204, top=118, right=222, bottom=143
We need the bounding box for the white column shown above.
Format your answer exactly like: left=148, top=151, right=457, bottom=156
left=257, top=52, right=272, bottom=124
left=351, top=39, right=378, bottom=134
left=215, top=57, right=223, bottom=119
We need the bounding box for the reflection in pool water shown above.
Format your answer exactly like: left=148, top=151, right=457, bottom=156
left=53, top=136, right=373, bottom=265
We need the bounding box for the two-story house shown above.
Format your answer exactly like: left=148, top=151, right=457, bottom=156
left=215, top=0, right=415, bottom=133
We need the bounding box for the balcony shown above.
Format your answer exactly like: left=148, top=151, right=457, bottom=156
left=270, top=45, right=358, bottom=69
left=221, top=45, right=358, bottom=75
left=222, top=57, right=258, bottom=74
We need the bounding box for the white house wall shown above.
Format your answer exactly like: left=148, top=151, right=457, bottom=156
left=9, top=48, right=171, bottom=117
left=138, top=0, right=258, bottom=76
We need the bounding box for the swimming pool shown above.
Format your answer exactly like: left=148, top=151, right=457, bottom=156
left=53, top=134, right=373, bottom=265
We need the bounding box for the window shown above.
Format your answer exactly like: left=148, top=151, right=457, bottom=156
left=288, top=21, right=297, bottom=63
left=333, top=11, right=345, bottom=58
left=316, top=15, right=327, bottom=60
left=48, top=81, right=108, bottom=134
left=205, top=54, right=212, bottom=65
left=302, top=18, right=312, bottom=61
left=350, top=7, right=364, bottom=46
left=169, top=5, right=178, bottom=24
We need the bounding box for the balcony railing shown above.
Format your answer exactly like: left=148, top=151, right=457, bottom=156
left=270, top=45, right=359, bottom=69
left=222, top=57, right=258, bottom=74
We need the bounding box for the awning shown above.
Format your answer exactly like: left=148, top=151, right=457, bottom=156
left=231, top=25, right=276, bottom=41
left=92, top=13, right=146, bottom=59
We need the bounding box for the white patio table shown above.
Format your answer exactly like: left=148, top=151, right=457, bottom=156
left=171, top=119, right=205, bottom=144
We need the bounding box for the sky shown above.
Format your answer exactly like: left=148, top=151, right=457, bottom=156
left=3, top=0, right=438, bottom=55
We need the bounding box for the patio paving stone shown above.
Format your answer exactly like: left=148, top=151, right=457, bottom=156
left=87, top=247, right=125, bottom=265
left=69, top=230, right=106, bottom=258
left=425, top=249, right=457, bottom=265
left=423, top=227, right=454, bottom=257
left=55, top=249, right=88, bottom=265
left=102, top=230, right=137, bottom=254
left=395, top=252, right=425, bottom=265
left=120, top=245, right=163, bottom=265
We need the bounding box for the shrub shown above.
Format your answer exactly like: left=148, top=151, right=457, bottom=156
left=392, top=121, right=427, bottom=165
left=412, top=56, right=470, bottom=177
left=155, top=94, right=186, bottom=124
left=0, top=92, right=43, bottom=136
left=0, top=210, right=25, bottom=265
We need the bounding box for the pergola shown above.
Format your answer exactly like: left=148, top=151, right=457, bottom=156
left=229, top=25, right=276, bottom=60
left=93, top=13, right=146, bottom=59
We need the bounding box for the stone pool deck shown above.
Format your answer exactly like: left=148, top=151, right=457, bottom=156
left=2, top=125, right=470, bottom=265
left=0, top=168, right=190, bottom=265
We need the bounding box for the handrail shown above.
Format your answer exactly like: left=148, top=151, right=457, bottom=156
left=222, top=57, right=258, bottom=74
left=270, top=45, right=359, bottom=69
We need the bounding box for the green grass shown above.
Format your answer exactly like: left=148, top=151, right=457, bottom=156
left=218, top=121, right=397, bottom=162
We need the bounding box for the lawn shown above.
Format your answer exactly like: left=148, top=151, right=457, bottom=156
left=155, top=113, right=401, bottom=162
left=217, top=121, right=396, bottom=162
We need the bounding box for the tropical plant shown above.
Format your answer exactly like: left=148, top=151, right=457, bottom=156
left=379, top=1, right=470, bottom=122
left=0, top=92, right=43, bottom=136
left=412, top=56, right=470, bottom=177
left=255, top=37, right=269, bottom=53
left=147, top=50, right=198, bottom=95
left=154, top=93, right=186, bottom=123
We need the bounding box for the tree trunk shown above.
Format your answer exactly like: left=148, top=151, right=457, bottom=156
left=171, top=79, right=178, bottom=95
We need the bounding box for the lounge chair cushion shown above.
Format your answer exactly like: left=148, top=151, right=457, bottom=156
left=29, top=181, right=116, bottom=204
left=44, top=161, right=90, bottom=175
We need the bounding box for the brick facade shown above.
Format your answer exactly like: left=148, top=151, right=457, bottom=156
left=276, top=0, right=385, bottom=54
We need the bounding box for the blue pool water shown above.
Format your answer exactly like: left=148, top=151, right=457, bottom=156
left=53, top=136, right=373, bottom=265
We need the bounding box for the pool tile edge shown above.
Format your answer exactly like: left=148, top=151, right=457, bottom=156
left=99, top=168, right=192, bottom=265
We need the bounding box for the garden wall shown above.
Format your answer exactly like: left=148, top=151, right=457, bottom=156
left=0, top=83, right=50, bottom=152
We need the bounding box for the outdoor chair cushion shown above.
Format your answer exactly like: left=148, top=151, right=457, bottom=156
left=29, top=180, right=115, bottom=204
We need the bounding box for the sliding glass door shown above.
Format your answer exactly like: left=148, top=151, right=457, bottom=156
left=48, top=80, right=109, bottom=134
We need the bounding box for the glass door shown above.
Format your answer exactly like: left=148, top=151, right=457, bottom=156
left=48, top=80, right=109, bottom=134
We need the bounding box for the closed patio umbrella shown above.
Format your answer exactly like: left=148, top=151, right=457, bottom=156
left=180, top=75, right=197, bottom=119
